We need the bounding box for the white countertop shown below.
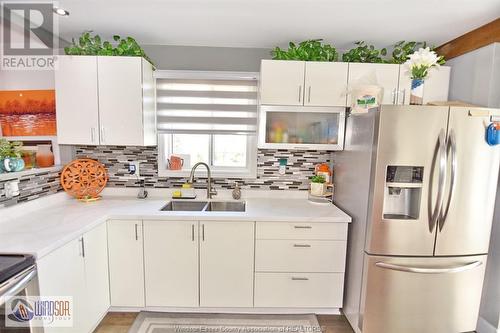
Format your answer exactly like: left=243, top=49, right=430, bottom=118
left=0, top=189, right=351, bottom=259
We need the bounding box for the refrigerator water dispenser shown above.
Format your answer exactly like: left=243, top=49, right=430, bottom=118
left=383, top=166, right=424, bottom=220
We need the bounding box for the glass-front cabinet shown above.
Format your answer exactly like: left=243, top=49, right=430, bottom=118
left=258, top=106, right=345, bottom=150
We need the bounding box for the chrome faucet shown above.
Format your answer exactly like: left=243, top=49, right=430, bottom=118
left=188, top=162, right=217, bottom=199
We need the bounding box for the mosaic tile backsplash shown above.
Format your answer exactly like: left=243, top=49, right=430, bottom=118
left=0, top=170, right=62, bottom=207
left=75, top=146, right=334, bottom=191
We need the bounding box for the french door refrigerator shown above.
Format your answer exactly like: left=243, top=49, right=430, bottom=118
left=334, top=105, right=500, bottom=333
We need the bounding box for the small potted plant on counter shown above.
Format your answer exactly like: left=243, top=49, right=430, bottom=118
left=310, top=175, right=326, bottom=196
left=0, top=139, right=25, bottom=173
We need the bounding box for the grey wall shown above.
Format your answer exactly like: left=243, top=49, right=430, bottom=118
left=142, top=44, right=271, bottom=71
left=447, top=42, right=500, bottom=332
left=447, top=43, right=500, bottom=107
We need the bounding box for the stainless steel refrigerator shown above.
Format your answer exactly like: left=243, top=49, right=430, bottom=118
left=334, top=105, right=500, bottom=333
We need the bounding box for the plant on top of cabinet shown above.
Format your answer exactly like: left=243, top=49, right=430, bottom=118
left=64, top=31, right=154, bottom=65
left=390, top=41, right=446, bottom=65
left=341, top=41, right=387, bottom=63
left=271, top=39, right=339, bottom=62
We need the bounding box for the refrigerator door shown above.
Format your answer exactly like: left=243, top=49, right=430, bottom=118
left=435, top=107, right=500, bottom=256
left=362, top=254, right=487, bottom=333
left=366, top=105, right=449, bottom=256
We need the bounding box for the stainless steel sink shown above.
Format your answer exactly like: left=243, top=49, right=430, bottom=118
left=160, top=201, right=246, bottom=212
left=160, top=201, right=208, bottom=211
left=205, top=201, right=246, bottom=212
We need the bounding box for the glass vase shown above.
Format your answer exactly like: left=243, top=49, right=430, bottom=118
left=410, top=78, right=425, bottom=105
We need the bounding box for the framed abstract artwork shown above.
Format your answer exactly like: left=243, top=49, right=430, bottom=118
left=0, top=89, right=57, bottom=136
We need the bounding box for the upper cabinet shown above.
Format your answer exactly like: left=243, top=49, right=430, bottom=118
left=304, top=62, right=349, bottom=106
left=347, top=63, right=400, bottom=105
left=55, top=55, right=156, bottom=146
left=55, top=56, right=100, bottom=145
left=398, top=66, right=451, bottom=105
left=260, top=60, right=305, bottom=106
left=260, top=60, right=349, bottom=107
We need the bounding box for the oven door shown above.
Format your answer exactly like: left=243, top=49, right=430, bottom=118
left=0, top=266, right=37, bottom=333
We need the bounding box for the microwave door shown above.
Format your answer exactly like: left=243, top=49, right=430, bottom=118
left=435, top=107, right=500, bottom=256
left=366, top=105, right=450, bottom=256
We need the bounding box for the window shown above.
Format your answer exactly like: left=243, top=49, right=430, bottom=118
left=156, top=71, right=258, bottom=178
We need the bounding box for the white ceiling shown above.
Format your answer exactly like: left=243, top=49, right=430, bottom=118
left=56, top=0, right=500, bottom=49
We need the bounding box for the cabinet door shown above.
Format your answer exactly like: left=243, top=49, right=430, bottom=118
left=143, top=220, right=199, bottom=307
left=398, top=66, right=450, bottom=105
left=347, top=63, right=400, bottom=105
left=55, top=56, right=99, bottom=145
left=97, top=57, right=145, bottom=145
left=200, top=221, right=254, bottom=307
left=107, top=220, right=145, bottom=307
left=37, top=239, right=86, bottom=333
left=81, top=223, right=110, bottom=333
left=304, top=62, right=348, bottom=106
left=260, top=60, right=305, bottom=105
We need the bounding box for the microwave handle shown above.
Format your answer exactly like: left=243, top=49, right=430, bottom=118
left=0, top=266, right=37, bottom=303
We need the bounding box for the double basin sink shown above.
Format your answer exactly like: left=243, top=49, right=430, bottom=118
left=160, top=201, right=246, bottom=212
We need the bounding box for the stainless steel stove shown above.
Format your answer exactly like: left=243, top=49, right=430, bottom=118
left=0, top=254, right=37, bottom=333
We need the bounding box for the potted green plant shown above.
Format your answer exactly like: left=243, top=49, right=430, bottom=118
left=0, top=139, right=24, bottom=172
left=271, top=39, right=339, bottom=62
left=64, top=32, right=154, bottom=65
left=310, top=175, right=326, bottom=196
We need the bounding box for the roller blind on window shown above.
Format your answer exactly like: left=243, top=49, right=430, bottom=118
left=155, top=71, right=259, bottom=135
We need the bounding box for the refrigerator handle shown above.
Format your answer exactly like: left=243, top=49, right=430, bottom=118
left=430, top=130, right=447, bottom=233
left=375, top=261, right=482, bottom=274
left=439, top=130, right=457, bottom=231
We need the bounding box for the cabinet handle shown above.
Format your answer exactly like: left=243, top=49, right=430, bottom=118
left=135, top=223, right=139, bottom=241
left=294, top=225, right=312, bottom=229
left=293, top=244, right=311, bottom=248
left=307, top=86, right=311, bottom=103
left=202, top=224, right=205, bottom=241
left=191, top=224, right=195, bottom=242
left=79, top=237, right=85, bottom=258
left=401, top=89, right=406, bottom=105
left=91, top=128, right=96, bottom=143
left=392, top=88, right=397, bottom=105
left=298, top=85, right=302, bottom=103
left=100, top=127, right=106, bottom=144
left=291, top=277, right=309, bottom=281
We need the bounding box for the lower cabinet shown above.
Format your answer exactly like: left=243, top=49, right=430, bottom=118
left=107, top=219, right=145, bottom=307
left=200, top=221, right=255, bottom=307
left=254, top=273, right=344, bottom=307
left=37, top=223, right=109, bottom=333
left=144, top=220, right=199, bottom=307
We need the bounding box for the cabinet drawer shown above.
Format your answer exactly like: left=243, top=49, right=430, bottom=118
left=256, top=222, right=347, bottom=240
left=254, top=272, right=344, bottom=308
left=256, top=240, right=346, bottom=272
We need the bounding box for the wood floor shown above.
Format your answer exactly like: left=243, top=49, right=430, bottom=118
left=93, top=312, right=354, bottom=333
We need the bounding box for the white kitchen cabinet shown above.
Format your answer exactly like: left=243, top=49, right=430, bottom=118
left=55, top=56, right=100, bottom=145
left=260, top=60, right=305, bottom=106
left=347, top=63, right=400, bottom=105
left=398, top=66, right=451, bottom=105
left=107, top=220, right=145, bottom=307
left=143, top=220, right=199, bottom=307
left=37, top=224, right=109, bottom=333
left=260, top=60, right=349, bottom=107
left=97, top=57, right=156, bottom=146
left=200, top=221, right=255, bottom=307
left=254, top=272, right=344, bottom=308
left=81, top=223, right=110, bottom=333
left=55, top=55, right=156, bottom=146
left=37, top=238, right=86, bottom=333
left=304, top=62, right=348, bottom=106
